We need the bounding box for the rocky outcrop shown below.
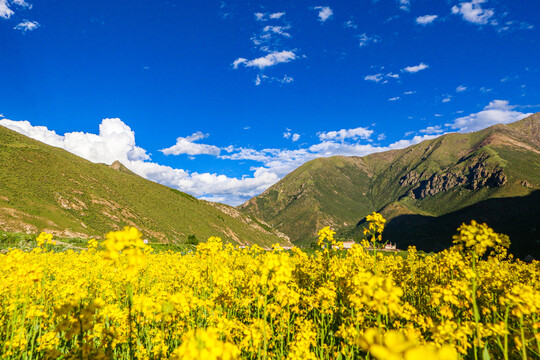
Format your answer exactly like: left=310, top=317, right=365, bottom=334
left=399, top=171, right=420, bottom=187
left=466, top=163, right=507, bottom=190
left=406, top=162, right=507, bottom=200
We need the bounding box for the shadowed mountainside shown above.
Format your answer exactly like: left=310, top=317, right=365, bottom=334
left=352, top=190, right=540, bottom=259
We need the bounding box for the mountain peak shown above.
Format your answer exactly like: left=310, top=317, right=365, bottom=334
left=109, top=160, right=136, bottom=175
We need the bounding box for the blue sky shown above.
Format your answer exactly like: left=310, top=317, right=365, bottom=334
left=1, top=0, right=539, bottom=205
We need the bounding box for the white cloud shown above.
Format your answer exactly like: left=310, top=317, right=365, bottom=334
left=364, top=73, right=398, bottom=83
left=262, top=25, right=291, bottom=38
left=232, top=58, right=247, bottom=68
left=399, top=0, right=411, bottom=11
left=14, top=20, right=39, bottom=32
left=364, top=74, right=384, bottom=82
left=519, top=22, right=534, bottom=30
left=13, top=0, right=31, bottom=6
left=1, top=0, right=32, bottom=20
left=442, top=96, right=452, bottom=103
left=344, top=20, right=357, bottom=29
left=419, top=125, right=443, bottom=134
left=269, top=12, right=285, bottom=19
left=255, top=12, right=286, bottom=21
left=452, top=0, right=494, bottom=25
left=377, top=133, right=386, bottom=141
left=284, top=132, right=300, bottom=142
left=358, top=33, right=379, bottom=47
left=255, top=74, right=293, bottom=86
left=402, top=62, right=429, bottom=73
left=456, top=85, right=467, bottom=92
left=313, top=6, right=333, bottom=22
left=416, top=15, right=438, bottom=25
left=389, top=97, right=400, bottom=101
left=318, top=127, right=373, bottom=141
left=0, top=0, right=14, bottom=19
left=404, top=91, right=416, bottom=95
left=160, top=132, right=221, bottom=156
left=446, top=100, right=532, bottom=133
left=233, top=50, right=296, bottom=70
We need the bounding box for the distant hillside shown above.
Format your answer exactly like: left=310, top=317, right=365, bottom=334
left=239, top=113, right=540, bottom=255
left=0, top=125, right=290, bottom=247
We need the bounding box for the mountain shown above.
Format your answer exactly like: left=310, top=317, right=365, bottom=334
left=0, top=125, right=290, bottom=247
left=239, top=113, right=540, bottom=255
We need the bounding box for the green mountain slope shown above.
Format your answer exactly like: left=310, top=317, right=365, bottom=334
left=0, top=125, right=290, bottom=247
left=239, top=113, right=540, bottom=250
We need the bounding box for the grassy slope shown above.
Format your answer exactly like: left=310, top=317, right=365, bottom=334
left=0, top=125, right=289, bottom=247
left=239, top=113, right=540, bottom=246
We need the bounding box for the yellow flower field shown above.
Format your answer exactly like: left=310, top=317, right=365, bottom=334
left=0, top=215, right=539, bottom=359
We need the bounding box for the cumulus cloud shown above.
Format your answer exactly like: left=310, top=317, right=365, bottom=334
left=416, top=15, right=438, bottom=25
left=160, top=132, right=221, bottom=156
left=318, top=127, right=373, bottom=141
left=313, top=6, right=333, bottom=22
left=389, top=97, right=401, bottom=101
left=233, top=50, right=296, bottom=70
left=442, top=95, right=452, bottom=103
left=0, top=118, right=150, bottom=164
left=14, top=20, right=39, bottom=32
left=452, top=0, right=494, bottom=25
left=446, top=100, right=532, bottom=133
left=291, top=133, right=300, bottom=142
left=456, top=85, right=467, bottom=92
left=402, top=62, right=429, bottom=73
